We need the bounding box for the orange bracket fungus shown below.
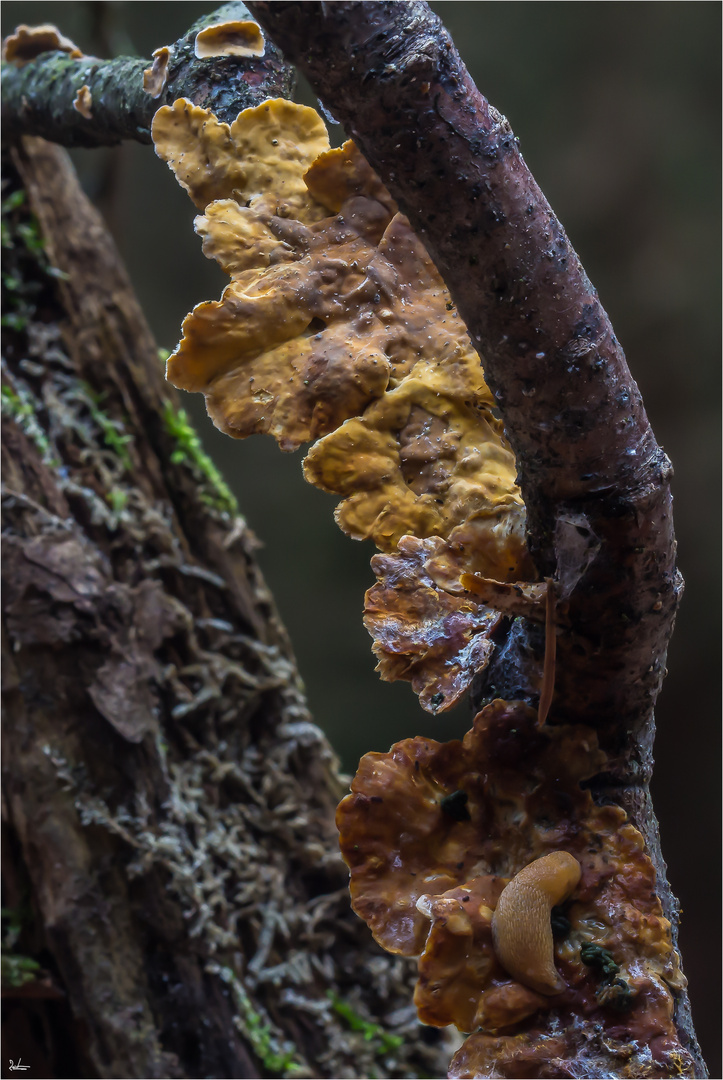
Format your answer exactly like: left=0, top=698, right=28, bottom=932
left=337, top=699, right=691, bottom=1077
left=72, top=84, right=93, bottom=121
left=142, top=46, right=172, bottom=99
left=153, top=96, right=530, bottom=708
left=194, top=20, right=266, bottom=59
left=363, top=535, right=502, bottom=714
left=2, top=23, right=83, bottom=65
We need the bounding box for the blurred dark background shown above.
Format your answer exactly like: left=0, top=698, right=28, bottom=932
left=3, top=2, right=720, bottom=1072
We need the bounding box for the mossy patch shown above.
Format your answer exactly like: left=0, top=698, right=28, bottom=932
left=163, top=400, right=238, bottom=516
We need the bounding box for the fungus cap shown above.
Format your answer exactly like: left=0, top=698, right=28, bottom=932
left=143, top=46, right=171, bottom=99
left=364, top=535, right=501, bottom=714
left=152, top=97, right=330, bottom=214
left=73, top=84, right=92, bottom=120
left=194, top=19, right=265, bottom=59
left=337, top=700, right=687, bottom=1044
left=3, top=23, right=83, bottom=64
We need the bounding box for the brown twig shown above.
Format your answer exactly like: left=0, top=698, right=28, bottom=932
left=246, top=0, right=681, bottom=754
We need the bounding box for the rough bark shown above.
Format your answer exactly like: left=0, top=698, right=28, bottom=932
left=0, top=139, right=449, bottom=1079
left=1, top=2, right=293, bottom=144
left=245, top=2, right=705, bottom=1075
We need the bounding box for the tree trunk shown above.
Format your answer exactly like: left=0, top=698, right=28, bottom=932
left=0, top=137, right=449, bottom=1079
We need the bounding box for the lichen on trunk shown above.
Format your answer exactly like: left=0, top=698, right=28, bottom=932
left=0, top=137, right=450, bottom=1079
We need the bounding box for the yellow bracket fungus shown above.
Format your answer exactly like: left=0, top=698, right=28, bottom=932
left=153, top=97, right=532, bottom=708
left=143, top=46, right=171, bottom=99
left=72, top=84, right=93, bottom=120
left=2, top=23, right=83, bottom=65
left=152, top=97, right=329, bottom=213
left=194, top=20, right=266, bottom=59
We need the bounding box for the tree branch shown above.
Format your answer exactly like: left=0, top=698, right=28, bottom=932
left=246, top=0, right=678, bottom=758
left=1, top=2, right=293, bottom=145
left=245, top=2, right=705, bottom=1075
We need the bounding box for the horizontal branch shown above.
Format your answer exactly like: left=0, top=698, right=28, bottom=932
left=1, top=2, right=294, bottom=146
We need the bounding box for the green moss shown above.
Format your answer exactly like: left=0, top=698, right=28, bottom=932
left=106, top=488, right=129, bottom=514
left=16, top=218, right=45, bottom=255
left=579, top=941, right=620, bottom=978
left=163, top=401, right=238, bottom=516
left=326, top=990, right=404, bottom=1055
left=1, top=384, right=59, bottom=466
left=1, top=190, right=26, bottom=250
left=216, top=965, right=306, bottom=1076
left=80, top=382, right=133, bottom=470
left=1, top=903, right=40, bottom=989
left=1, top=952, right=40, bottom=988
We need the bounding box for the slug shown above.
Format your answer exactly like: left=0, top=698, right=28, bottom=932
left=491, top=851, right=581, bottom=995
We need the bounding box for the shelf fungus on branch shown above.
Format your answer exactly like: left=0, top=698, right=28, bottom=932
left=153, top=97, right=533, bottom=711
left=2, top=23, right=83, bottom=65
left=336, top=700, right=692, bottom=1078
left=363, top=535, right=503, bottom=714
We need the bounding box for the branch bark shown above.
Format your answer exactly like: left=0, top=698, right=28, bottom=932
left=247, top=0, right=678, bottom=759
left=1, top=2, right=293, bottom=144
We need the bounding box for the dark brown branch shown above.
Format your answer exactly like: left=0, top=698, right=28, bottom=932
left=1, top=2, right=293, bottom=146
left=246, top=2, right=704, bottom=1075
left=247, top=0, right=678, bottom=754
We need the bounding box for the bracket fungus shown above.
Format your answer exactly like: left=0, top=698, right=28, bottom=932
left=336, top=700, right=692, bottom=1076
left=72, top=84, right=93, bottom=121
left=142, top=46, right=172, bottom=99
left=194, top=20, right=266, bottom=59
left=2, top=23, right=83, bottom=65
left=153, top=97, right=531, bottom=710
left=363, top=535, right=502, bottom=714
